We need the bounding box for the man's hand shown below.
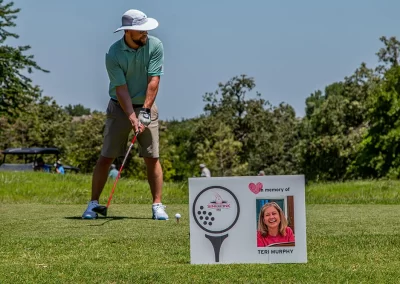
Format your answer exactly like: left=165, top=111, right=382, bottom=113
left=138, top=108, right=151, bottom=126
left=128, top=113, right=144, bottom=133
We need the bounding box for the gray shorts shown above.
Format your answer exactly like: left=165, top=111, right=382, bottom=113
left=101, top=99, right=159, bottom=158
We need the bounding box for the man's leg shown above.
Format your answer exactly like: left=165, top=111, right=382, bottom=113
left=82, top=156, right=114, bottom=219
left=137, top=103, right=168, bottom=220
left=91, top=156, right=114, bottom=201
left=145, top=156, right=168, bottom=220
left=143, top=157, right=163, bottom=203
left=82, top=99, right=131, bottom=219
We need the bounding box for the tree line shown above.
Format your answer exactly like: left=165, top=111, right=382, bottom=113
left=1, top=1, right=400, bottom=182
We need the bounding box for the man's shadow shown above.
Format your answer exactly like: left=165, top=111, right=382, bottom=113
left=64, top=216, right=152, bottom=226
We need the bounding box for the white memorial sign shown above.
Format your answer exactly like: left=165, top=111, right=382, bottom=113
left=189, top=175, right=307, bottom=264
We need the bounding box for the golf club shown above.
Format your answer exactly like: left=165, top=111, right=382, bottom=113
left=92, top=131, right=139, bottom=217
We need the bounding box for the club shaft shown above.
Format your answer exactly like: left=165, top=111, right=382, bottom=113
left=106, top=134, right=137, bottom=207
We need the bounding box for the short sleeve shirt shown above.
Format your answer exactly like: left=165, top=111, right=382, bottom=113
left=257, top=227, right=295, bottom=247
left=105, top=35, right=164, bottom=104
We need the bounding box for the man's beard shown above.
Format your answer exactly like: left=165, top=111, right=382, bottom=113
left=132, top=37, right=146, bottom=47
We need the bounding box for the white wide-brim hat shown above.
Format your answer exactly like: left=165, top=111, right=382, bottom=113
left=114, top=9, right=159, bottom=33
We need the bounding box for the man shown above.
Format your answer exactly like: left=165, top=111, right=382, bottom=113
left=108, top=164, right=119, bottom=180
left=200, top=164, right=211, bottom=178
left=55, top=160, right=65, bottom=174
left=82, top=9, right=168, bottom=220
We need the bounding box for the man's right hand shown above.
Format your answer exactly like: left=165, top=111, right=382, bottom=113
left=128, top=113, right=144, bottom=134
left=115, top=85, right=145, bottom=134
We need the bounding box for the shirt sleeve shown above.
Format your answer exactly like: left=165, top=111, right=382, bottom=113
left=105, top=52, right=126, bottom=86
left=287, top=227, right=295, bottom=242
left=257, top=231, right=265, bottom=247
left=148, top=42, right=164, bottom=76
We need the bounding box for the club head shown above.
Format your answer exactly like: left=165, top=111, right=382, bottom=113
left=92, top=205, right=108, bottom=217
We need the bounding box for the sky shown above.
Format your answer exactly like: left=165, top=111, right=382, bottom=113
left=6, top=0, right=400, bottom=120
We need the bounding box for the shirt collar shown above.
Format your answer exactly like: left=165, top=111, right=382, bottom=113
left=120, top=37, right=136, bottom=52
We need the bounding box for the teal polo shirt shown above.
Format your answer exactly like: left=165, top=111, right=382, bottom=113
left=105, top=35, right=164, bottom=105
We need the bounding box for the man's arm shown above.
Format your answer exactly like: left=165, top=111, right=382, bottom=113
left=106, top=52, right=140, bottom=133
left=138, top=40, right=163, bottom=126
left=116, top=85, right=134, bottom=116
left=143, top=40, right=164, bottom=109
left=137, top=76, right=160, bottom=127
left=143, top=76, right=160, bottom=109
left=116, top=85, right=140, bottom=133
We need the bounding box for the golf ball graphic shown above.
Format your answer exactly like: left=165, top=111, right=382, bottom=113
left=192, top=186, right=240, bottom=234
left=197, top=206, right=215, bottom=226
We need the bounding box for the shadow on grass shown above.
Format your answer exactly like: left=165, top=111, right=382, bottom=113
left=64, top=216, right=153, bottom=226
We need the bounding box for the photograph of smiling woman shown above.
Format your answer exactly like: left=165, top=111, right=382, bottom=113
left=257, top=201, right=295, bottom=247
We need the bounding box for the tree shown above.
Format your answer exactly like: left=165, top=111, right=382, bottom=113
left=64, top=104, right=91, bottom=117
left=376, top=36, right=400, bottom=70
left=0, top=96, right=70, bottom=148
left=0, top=0, right=49, bottom=119
left=200, top=75, right=301, bottom=176
left=158, top=118, right=199, bottom=181
left=298, top=64, right=375, bottom=181
left=249, top=103, right=300, bottom=176
left=63, top=113, right=105, bottom=173
left=349, top=65, right=400, bottom=178
left=305, top=90, right=324, bottom=118
left=194, top=119, right=247, bottom=177
left=203, top=74, right=256, bottom=146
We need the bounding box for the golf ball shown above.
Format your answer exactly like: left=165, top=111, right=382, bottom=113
left=175, top=213, right=181, bottom=219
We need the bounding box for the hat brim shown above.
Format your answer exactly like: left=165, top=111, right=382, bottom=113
left=114, top=18, right=158, bottom=33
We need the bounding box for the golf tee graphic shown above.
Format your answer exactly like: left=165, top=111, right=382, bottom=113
left=192, top=186, right=240, bottom=262
left=189, top=176, right=307, bottom=264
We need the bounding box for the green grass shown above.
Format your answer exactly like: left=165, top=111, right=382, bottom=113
left=2, top=172, right=400, bottom=205
left=306, top=180, right=400, bottom=204
left=0, top=172, right=188, bottom=204
left=1, top=204, right=399, bottom=283
left=1, top=172, right=400, bottom=283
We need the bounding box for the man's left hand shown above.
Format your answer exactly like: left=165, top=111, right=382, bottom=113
left=138, top=108, right=151, bottom=126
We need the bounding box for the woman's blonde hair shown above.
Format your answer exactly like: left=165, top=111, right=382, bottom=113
left=257, top=202, right=288, bottom=237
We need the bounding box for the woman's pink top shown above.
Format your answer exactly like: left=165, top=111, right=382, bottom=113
left=257, top=227, right=295, bottom=247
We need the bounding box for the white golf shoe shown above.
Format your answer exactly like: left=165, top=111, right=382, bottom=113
left=152, top=204, right=169, bottom=220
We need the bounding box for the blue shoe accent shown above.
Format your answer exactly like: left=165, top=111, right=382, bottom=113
left=82, top=201, right=100, bottom=219
left=82, top=211, right=98, bottom=219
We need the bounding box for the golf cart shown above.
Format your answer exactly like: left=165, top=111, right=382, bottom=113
left=0, top=147, right=80, bottom=173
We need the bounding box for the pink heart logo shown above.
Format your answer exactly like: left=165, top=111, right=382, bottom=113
left=249, top=182, right=263, bottom=194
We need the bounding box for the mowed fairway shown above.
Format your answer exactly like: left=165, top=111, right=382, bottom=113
left=1, top=173, right=400, bottom=283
